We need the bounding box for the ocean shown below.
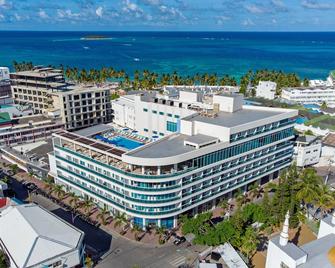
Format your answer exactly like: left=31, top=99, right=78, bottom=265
left=1, top=31, right=335, bottom=79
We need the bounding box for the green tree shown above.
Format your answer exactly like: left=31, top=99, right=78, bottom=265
left=114, top=212, right=128, bottom=229
left=9, top=164, right=18, bottom=175
left=0, top=251, right=8, bottom=268
left=96, top=206, right=111, bottom=225
left=131, top=224, right=143, bottom=241
left=240, top=227, right=259, bottom=260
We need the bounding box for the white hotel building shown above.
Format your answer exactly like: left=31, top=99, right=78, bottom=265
left=49, top=91, right=297, bottom=229
left=281, top=86, right=335, bottom=107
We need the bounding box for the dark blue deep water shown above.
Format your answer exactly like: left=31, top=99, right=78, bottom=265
left=1, top=31, right=335, bottom=79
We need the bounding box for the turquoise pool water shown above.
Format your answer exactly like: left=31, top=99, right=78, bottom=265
left=95, top=135, right=143, bottom=150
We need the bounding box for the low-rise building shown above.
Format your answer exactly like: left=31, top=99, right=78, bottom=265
left=256, top=81, right=277, bottom=100
left=0, top=203, right=85, bottom=268
left=294, top=135, right=321, bottom=167
left=1, top=139, right=54, bottom=178
left=266, top=210, right=335, bottom=268
left=322, top=133, right=335, bottom=161
left=281, top=86, right=335, bottom=107
left=0, top=113, right=64, bottom=147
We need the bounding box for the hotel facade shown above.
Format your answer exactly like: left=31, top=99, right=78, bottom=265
left=50, top=91, right=297, bottom=229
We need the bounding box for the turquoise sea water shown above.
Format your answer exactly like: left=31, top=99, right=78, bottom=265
left=1, top=31, right=335, bottom=79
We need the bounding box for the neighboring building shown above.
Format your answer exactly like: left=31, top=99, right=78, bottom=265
left=322, top=133, right=335, bottom=161
left=281, top=86, right=335, bottom=107
left=327, top=70, right=335, bottom=86
left=0, top=203, right=85, bottom=268
left=255, top=81, right=277, bottom=100
left=10, top=66, right=113, bottom=130
left=57, top=85, right=112, bottom=130
left=50, top=92, right=297, bottom=229
left=0, top=67, right=9, bottom=81
left=0, top=114, right=64, bottom=147
left=10, top=66, right=67, bottom=114
left=1, top=139, right=54, bottom=178
left=294, top=135, right=321, bottom=167
left=0, top=67, right=12, bottom=105
left=162, top=85, right=240, bottom=97
left=309, top=79, right=332, bottom=87
left=266, top=210, right=335, bottom=268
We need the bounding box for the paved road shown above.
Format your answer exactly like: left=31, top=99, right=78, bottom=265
left=6, top=173, right=202, bottom=268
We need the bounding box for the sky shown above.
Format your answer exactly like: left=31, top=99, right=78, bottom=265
left=0, top=0, right=335, bottom=31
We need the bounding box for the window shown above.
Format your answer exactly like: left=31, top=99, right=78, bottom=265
left=144, top=128, right=148, bottom=132
left=152, top=110, right=157, bottom=114
left=159, top=132, right=164, bottom=136
left=153, top=131, right=158, bottom=134
left=159, top=111, right=164, bottom=115
left=174, top=115, right=180, bottom=119
left=143, top=108, right=148, bottom=112
left=167, top=121, right=177, bottom=132
left=167, top=113, right=172, bottom=117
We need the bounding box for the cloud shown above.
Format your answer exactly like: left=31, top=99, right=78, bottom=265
left=96, top=6, right=103, bottom=18
left=216, top=15, right=231, bottom=25
left=301, top=0, right=335, bottom=9
left=140, top=0, right=161, bottom=5
left=0, top=13, right=4, bottom=21
left=245, top=4, right=266, bottom=14
left=271, top=0, right=288, bottom=12
left=38, top=9, right=49, bottom=19
left=158, top=5, right=185, bottom=19
left=242, top=18, right=255, bottom=26
left=56, top=9, right=81, bottom=20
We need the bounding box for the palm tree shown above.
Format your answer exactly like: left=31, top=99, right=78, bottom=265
left=81, top=198, right=94, bottom=216
left=28, top=171, right=35, bottom=178
left=114, top=212, right=128, bottom=229
left=52, top=184, right=66, bottom=199
left=296, top=168, right=321, bottom=204
left=316, top=185, right=335, bottom=218
left=44, top=179, right=54, bottom=194
left=9, top=164, right=18, bottom=175
left=96, top=206, right=111, bottom=225
left=155, top=226, right=167, bottom=244
left=68, top=192, right=80, bottom=208
left=249, top=184, right=264, bottom=200
left=131, top=224, right=143, bottom=241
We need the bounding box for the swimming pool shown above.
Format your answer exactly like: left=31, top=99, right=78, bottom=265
left=95, top=135, right=144, bottom=150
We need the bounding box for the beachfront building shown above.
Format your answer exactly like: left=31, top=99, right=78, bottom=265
left=10, top=66, right=67, bottom=114
left=255, top=81, right=277, bottom=100
left=57, top=84, right=112, bottom=130
left=266, top=210, right=335, bottom=268
left=281, top=86, right=335, bottom=107
left=10, top=66, right=113, bottom=130
left=0, top=203, right=85, bottom=268
left=0, top=67, right=12, bottom=105
left=293, top=135, right=321, bottom=167
left=50, top=92, right=297, bottom=229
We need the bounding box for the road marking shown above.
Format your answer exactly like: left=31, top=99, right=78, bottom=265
left=169, top=255, right=186, bottom=267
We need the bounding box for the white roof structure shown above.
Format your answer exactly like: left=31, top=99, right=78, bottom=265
left=0, top=204, right=84, bottom=268
left=216, top=243, right=248, bottom=268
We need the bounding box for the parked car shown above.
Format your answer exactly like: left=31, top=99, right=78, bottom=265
left=173, top=236, right=186, bottom=245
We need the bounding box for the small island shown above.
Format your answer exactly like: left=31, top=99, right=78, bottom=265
left=80, top=35, right=110, bottom=40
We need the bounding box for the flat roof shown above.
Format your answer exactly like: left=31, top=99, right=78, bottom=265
left=185, top=134, right=218, bottom=145
left=323, top=133, right=335, bottom=147
left=271, top=236, right=307, bottom=260
left=185, top=108, right=283, bottom=128
left=128, top=134, right=196, bottom=158
left=0, top=112, right=11, bottom=124
left=12, top=70, right=63, bottom=78
left=300, top=233, right=335, bottom=268
left=74, top=124, right=113, bottom=137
